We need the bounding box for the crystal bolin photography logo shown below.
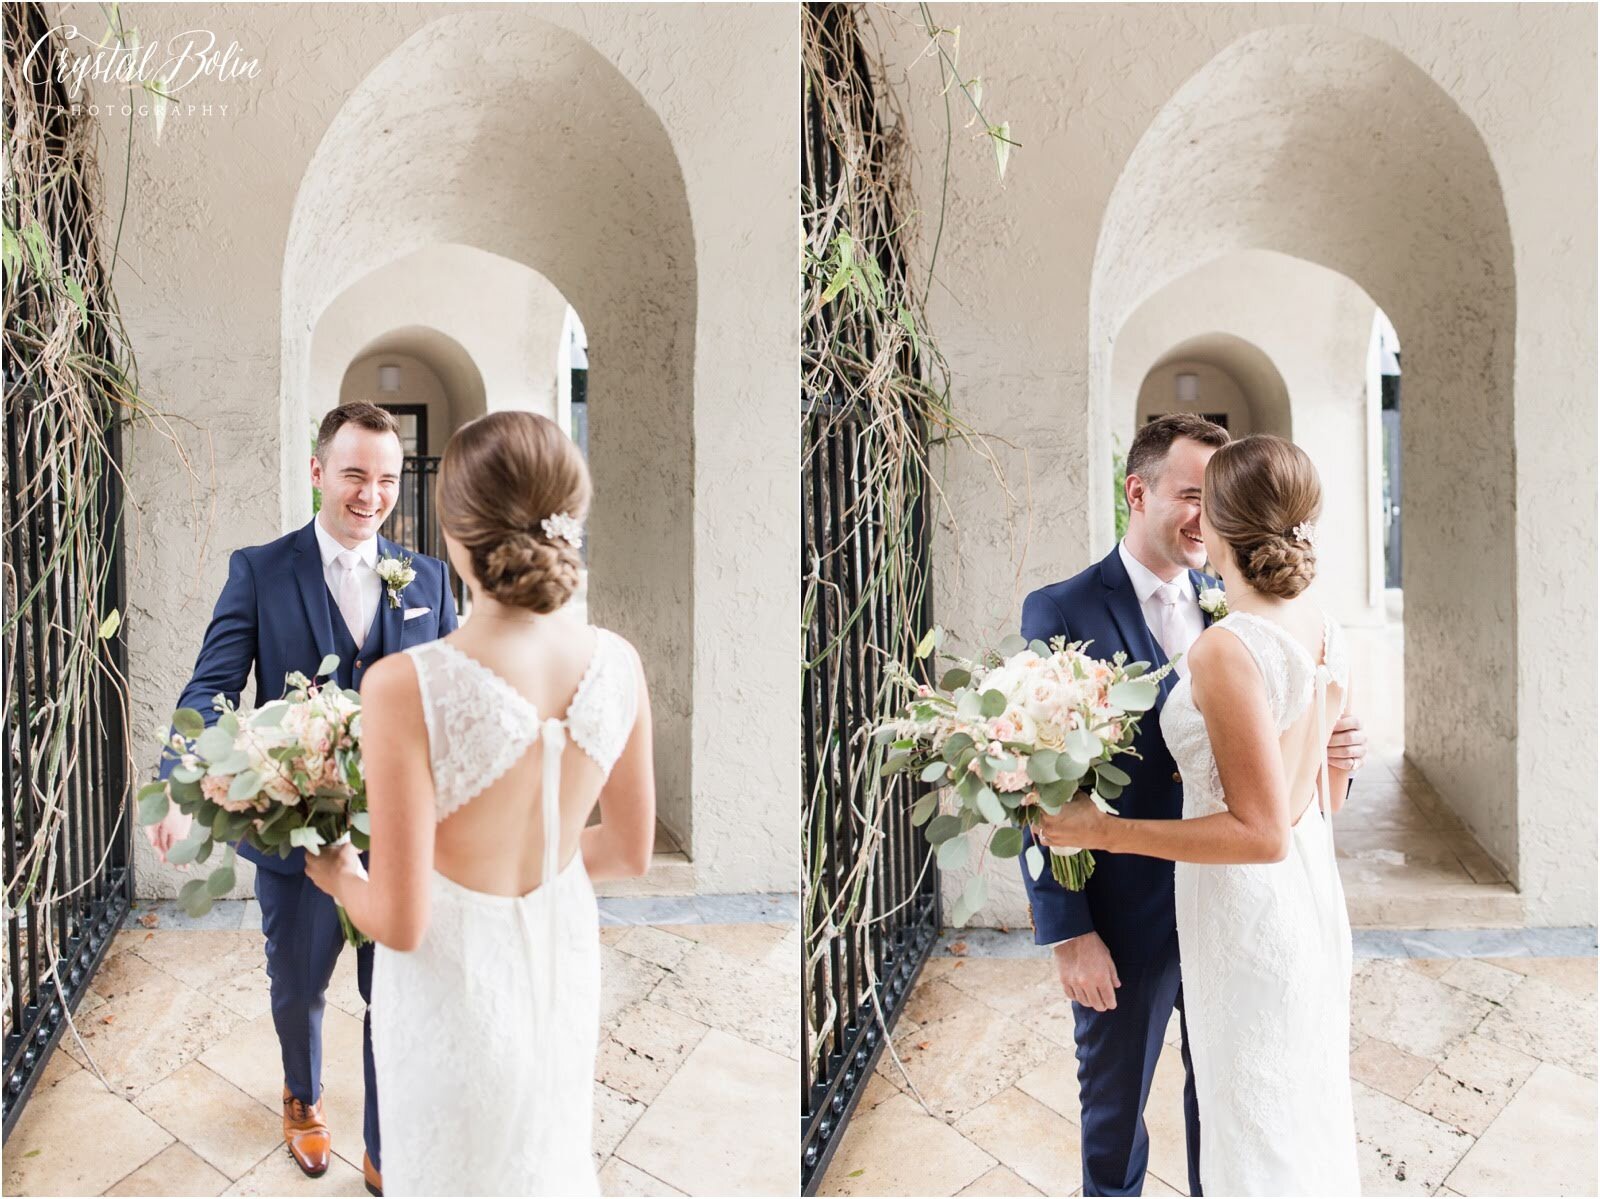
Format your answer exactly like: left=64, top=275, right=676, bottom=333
left=23, top=21, right=262, bottom=135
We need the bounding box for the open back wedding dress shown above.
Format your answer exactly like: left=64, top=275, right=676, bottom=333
left=1163, top=611, right=1360, bottom=1196
left=371, top=629, right=637, bottom=1196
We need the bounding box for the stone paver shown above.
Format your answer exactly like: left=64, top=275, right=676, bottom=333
left=821, top=954, right=1597, bottom=1198
left=7, top=920, right=795, bottom=1197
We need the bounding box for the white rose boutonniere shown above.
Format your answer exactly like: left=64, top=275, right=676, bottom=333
left=1198, top=585, right=1229, bottom=621
left=375, top=554, right=416, bottom=610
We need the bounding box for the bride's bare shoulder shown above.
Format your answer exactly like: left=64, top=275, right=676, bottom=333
left=1186, top=621, right=1265, bottom=695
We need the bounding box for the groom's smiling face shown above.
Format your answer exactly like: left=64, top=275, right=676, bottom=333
left=312, top=424, right=403, bottom=547
left=1128, top=435, right=1216, bottom=575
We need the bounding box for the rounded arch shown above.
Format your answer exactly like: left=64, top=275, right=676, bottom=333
left=332, top=326, right=489, bottom=451
left=1088, top=25, right=1518, bottom=867
left=280, top=10, right=697, bottom=838
left=1131, top=333, right=1292, bottom=441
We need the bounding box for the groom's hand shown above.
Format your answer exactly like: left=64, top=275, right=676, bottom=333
left=144, top=806, right=193, bottom=862
left=1327, top=712, right=1368, bottom=773
left=1053, top=931, right=1121, bottom=1011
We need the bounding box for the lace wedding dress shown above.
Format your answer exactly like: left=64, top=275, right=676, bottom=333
left=370, top=629, right=638, bottom=1197
left=1162, top=611, right=1360, bottom=1196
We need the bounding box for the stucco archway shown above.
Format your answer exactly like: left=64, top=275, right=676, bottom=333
left=280, top=12, right=698, bottom=848
left=1090, top=27, right=1517, bottom=872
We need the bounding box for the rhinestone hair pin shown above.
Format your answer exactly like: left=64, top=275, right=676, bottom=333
left=1291, top=520, right=1318, bottom=548
left=540, top=512, right=584, bottom=549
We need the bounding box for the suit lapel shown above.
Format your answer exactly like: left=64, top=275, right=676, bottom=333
left=293, top=522, right=337, bottom=668
left=1099, top=547, right=1165, bottom=670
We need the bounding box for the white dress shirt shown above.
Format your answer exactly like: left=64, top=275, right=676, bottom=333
left=1118, top=540, right=1205, bottom=673
left=313, top=516, right=381, bottom=646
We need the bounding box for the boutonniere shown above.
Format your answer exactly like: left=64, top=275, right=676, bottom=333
left=1198, top=584, right=1229, bottom=620
left=375, top=554, right=416, bottom=610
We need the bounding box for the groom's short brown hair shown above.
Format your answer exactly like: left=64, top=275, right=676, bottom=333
left=316, top=401, right=400, bottom=461
left=1127, top=413, right=1230, bottom=487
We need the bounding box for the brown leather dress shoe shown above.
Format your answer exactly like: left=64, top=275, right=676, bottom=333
left=281, top=1086, right=331, bottom=1178
left=362, top=1151, right=382, bottom=1197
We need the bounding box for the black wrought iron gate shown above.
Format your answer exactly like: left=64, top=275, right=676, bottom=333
left=3, top=3, right=136, bottom=1139
left=801, top=5, right=940, bottom=1190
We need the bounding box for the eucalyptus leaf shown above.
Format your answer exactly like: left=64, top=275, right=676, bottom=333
left=914, top=628, right=940, bottom=659
left=228, top=770, right=261, bottom=801
left=210, top=750, right=251, bottom=776
left=1024, top=843, right=1045, bottom=880
left=956, top=690, right=982, bottom=720
left=920, top=760, right=950, bottom=784
left=1065, top=729, right=1102, bottom=762
left=911, top=793, right=938, bottom=826
left=172, top=708, right=205, bottom=739
left=254, top=703, right=289, bottom=728
left=1107, top=679, right=1159, bottom=713
left=936, top=834, right=969, bottom=870
left=997, top=633, right=1027, bottom=657
left=194, top=726, right=234, bottom=762
left=1026, top=751, right=1059, bottom=784
left=171, top=763, right=204, bottom=784
left=976, top=787, right=1006, bottom=824
left=990, top=826, right=1024, bottom=859
left=206, top=865, right=236, bottom=897
left=1097, top=762, right=1132, bottom=787
left=979, top=689, right=1007, bottom=719
left=165, top=832, right=204, bottom=866
left=941, top=732, right=974, bottom=762
left=136, top=789, right=170, bottom=826
left=290, top=826, right=327, bottom=852
left=926, top=814, right=963, bottom=845
left=939, top=667, right=971, bottom=691
left=178, top=877, right=212, bottom=918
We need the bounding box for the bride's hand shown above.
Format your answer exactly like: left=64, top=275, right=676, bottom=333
left=304, top=840, right=366, bottom=898
left=1036, top=792, right=1115, bottom=852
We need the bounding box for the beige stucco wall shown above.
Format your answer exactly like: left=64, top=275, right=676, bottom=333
left=314, top=243, right=571, bottom=438
left=872, top=4, right=1596, bottom=927
left=1134, top=362, right=1257, bottom=437
left=1116, top=251, right=1383, bottom=628
left=72, top=3, right=797, bottom=898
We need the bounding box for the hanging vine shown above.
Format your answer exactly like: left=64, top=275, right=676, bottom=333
left=2, top=3, right=199, bottom=1049
left=801, top=0, right=1020, bottom=1122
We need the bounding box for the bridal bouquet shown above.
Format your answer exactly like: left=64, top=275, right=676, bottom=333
left=139, top=654, right=371, bottom=944
left=879, top=631, right=1175, bottom=923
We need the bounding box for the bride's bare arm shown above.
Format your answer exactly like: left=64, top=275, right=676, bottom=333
left=580, top=654, right=655, bottom=882
left=304, top=655, right=436, bottom=950
left=1037, top=629, right=1291, bottom=865
left=1325, top=659, right=1356, bottom=815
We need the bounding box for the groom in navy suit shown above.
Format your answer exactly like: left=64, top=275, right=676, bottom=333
left=1019, top=414, right=1364, bottom=1196
left=148, top=403, right=457, bottom=1194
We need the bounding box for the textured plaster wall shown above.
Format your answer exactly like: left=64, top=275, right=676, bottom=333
left=314, top=243, right=571, bottom=437
left=338, top=351, right=451, bottom=453
left=1116, top=251, right=1382, bottom=629
left=73, top=4, right=797, bottom=898
left=1134, top=362, right=1258, bottom=437
left=874, top=4, right=1596, bottom=927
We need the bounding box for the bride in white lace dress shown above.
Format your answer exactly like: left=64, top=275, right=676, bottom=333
left=1040, top=435, right=1360, bottom=1195
left=307, top=411, right=655, bottom=1197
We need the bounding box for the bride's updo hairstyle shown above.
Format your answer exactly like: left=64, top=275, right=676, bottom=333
left=1203, top=434, right=1322, bottom=600
left=437, top=411, right=591, bottom=613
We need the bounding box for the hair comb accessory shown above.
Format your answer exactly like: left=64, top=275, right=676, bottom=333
left=540, top=512, right=584, bottom=549
left=1291, top=520, right=1317, bottom=548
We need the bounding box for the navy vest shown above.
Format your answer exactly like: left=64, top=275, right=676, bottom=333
left=326, top=583, right=384, bottom=691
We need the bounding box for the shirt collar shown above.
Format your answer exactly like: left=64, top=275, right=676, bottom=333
left=313, top=515, right=378, bottom=570
left=1118, top=539, right=1193, bottom=604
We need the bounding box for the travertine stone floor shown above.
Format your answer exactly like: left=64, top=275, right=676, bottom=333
left=819, top=946, right=1596, bottom=1197
left=4, top=906, right=799, bottom=1197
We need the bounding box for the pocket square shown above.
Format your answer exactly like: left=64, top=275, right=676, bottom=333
left=403, top=606, right=432, bottom=621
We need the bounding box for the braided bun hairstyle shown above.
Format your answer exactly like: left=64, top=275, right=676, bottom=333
left=437, top=411, right=591, bottom=613
left=1202, top=435, right=1321, bottom=600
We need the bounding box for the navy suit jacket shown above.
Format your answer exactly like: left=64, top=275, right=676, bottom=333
left=1018, top=546, right=1214, bottom=963
left=161, top=520, right=458, bottom=874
